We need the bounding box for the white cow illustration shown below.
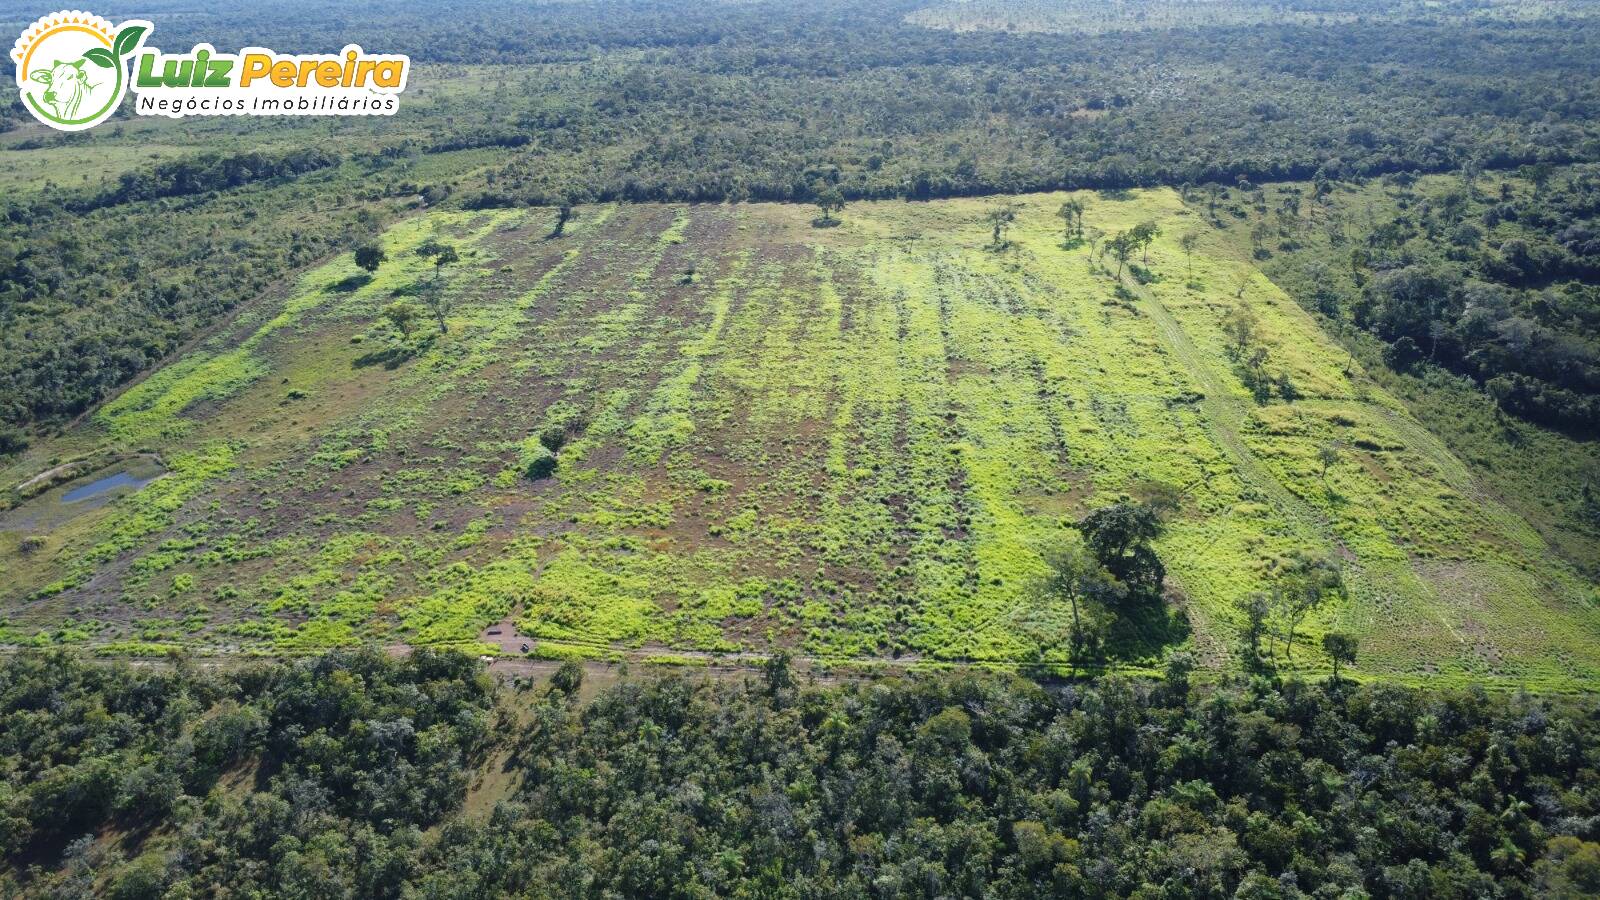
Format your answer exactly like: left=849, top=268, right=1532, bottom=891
left=29, top=59, right=96, bottom=120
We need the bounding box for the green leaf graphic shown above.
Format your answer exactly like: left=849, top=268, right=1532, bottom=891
left=112, top=25, right=147, bottom=58
left=82, top=47, right=115, bottom=68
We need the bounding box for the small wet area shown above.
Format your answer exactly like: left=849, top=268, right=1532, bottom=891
left=63, top=470, right=159, bottom=503
left=2, top=455, right=167, bottom=532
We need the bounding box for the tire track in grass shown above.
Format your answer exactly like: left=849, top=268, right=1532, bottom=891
left=1149, top=195, right=1600, bottom=682
left=1119, top=270, right=1434, bottom=666
left=868, top=249, right=984, bottom=660
left=803, top=248, right=926, bottom=657
left=1123, top=214, right=1538, bottom=676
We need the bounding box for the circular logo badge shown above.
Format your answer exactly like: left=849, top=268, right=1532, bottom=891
left=11, top=10, right=150, bottom=131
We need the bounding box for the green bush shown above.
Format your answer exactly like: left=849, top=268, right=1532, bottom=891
left=537, top=426, right=567, bottom=453
left=523, top=447, right=557, bottom=480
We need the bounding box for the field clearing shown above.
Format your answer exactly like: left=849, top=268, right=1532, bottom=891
left=1, top=189, right=1596, bottom=687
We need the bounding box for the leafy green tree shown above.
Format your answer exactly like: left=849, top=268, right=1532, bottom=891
left=986, top=202, right=1020, bottom=248
left=1317, top=441, right=1341, bottom=487
left=1074, top=501, right=1165, bottom=604
left=109, top=852, right=168, bottom=900
left=552, top=202, right=575, bottom=238
left=1222, top=303, right=1258, bottom=358
left=1243, top=345, right=1273, bottom=403
left=1107, top=231, right=1135, bottom=279
left=813, top=186, right=846, bottom=225
left=432, top=244, right=460, bottom=273
left=1179, top=231, right=1199, bottom=275
left=1041, top=543, right=1118, bottom=662
left=763, top=649, right=794, bottom=696
left=1323, top=632, right=1358, bottom=682
left=421, top=279, right=452, bottom=335
left=410, top=242, right=460, bottom=334
left=1057, top=198, right=1084, bottom=241
left=550, top=661, right=584, bottom=697
left=1130, top=220, right=1160, bottom=263
left=1083, top=225, right=1105, bottom=261
left=1236, top=592, right=1271, bottom=666
left=383, top=300, right=420, bottom=339
left=1534, top=836, right=1600, bottom=897
left=1250, top=221, right=1274, bottom=258
left=1270, top=553, right=1345, bottom=661
left=354, top=244, right=386, bottom=273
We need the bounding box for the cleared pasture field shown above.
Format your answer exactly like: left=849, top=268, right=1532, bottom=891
left=1, top=190, right=1595, bottom=687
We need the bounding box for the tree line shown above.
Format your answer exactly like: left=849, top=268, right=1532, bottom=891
left=3, top=647, right=1600, bottom=897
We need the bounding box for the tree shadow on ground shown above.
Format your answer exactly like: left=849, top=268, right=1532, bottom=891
left=354, top=339, right=429, bottom=370
left=1102, top=600, right=1191, bottom=664
left=328, top=273, right=373, bottom=293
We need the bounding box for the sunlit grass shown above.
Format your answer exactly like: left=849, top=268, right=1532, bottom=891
left=2, top=190, right=1595, bottom=689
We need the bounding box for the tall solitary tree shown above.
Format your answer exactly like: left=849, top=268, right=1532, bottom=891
left=814, top=186, right=846, bottom=226
left=987, top=203, right=1020, bottom=248
left=1107, top=231, right=1135, bottom=280
left=1057, top=199, right=1085, bottom=242
left=551, top=202, right=575, bottom=238
left=1222, top=303, right=1258, bottom=359
left=432, top=244, right=460, bottom=277
left=1270, top=553, right=1345, bottom=661
left=1131, top=220, right=1160, bottom=264
left=414, top=242, right=460, bottom=334
left=421, top=279, right=452, bottom=335
left=1083, top=226, right=1105, bottom=263
left=1179, top=232, right=1199, bottom=276
left=1322, top=632, right=1358, bottom=683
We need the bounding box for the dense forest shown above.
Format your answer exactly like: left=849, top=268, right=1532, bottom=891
left=2, top=649, right=1600, bottom=897
left=3, top=0, right=1600, bottom=439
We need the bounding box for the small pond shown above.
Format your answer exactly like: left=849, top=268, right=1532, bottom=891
left=62, top=470, right=158, bottom=503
